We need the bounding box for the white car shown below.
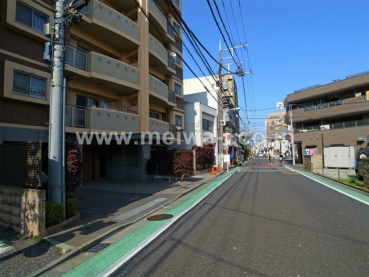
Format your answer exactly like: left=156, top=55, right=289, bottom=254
left=258, top=153, right=264, bottom=157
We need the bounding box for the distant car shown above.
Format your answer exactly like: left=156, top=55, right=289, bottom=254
left=355, top=148, right=369, bottom=180
left=258, top=153, right=264, bottom=157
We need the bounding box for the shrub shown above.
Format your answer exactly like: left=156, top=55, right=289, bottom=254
left=42, top=142, right=83, bottom=195
left=65, top=142, right=83, bottom=193
left=45, top=202, right=63, bottom=227
left=174, top=150, right=193, bottom=177
left=66, top=194, right=79, bottom=219
left=196, top=164, right=203, bottom=170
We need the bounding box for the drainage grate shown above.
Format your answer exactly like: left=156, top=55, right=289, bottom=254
left=147, top=214, right=173, bottom=221
left=86, top=243, right=110, bottom=253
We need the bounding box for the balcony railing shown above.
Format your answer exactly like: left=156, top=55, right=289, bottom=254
left=149, top=118, right=170, bottom=135
left=168, top=89, right=176, bottom=104
left=89, top=52, right=139, bottom=86
left=149, top=75, right=168, bottom=100
left=172, top=0, right=180, bottom=8
left=88, top=0, right=139, bottom=42
left=295, top=119, right=369, bottom=132
left=167, top=24, right=175, bottom=38
left=149, top=0, right=167, bottom=31
left=86, top=107, right=140, bottom=132
left=173, top=22, right=181, bottom=37
left=303, top=99, right=344, bottom=112
left=65, top=45, right=87, bottom=70
left=168, top=56, right=175, bottom=70
left=175, top=54, right=182, bottom=67
left=169, top=124, right=178, bottom=138
left=65, top=105, right=86, bottom=127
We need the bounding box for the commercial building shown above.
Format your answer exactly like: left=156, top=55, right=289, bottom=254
left=183, top=74, right=241, bottom=165
left=284, top=71, right=369, bottom=164
left=0, top=0, right=184, bottom=181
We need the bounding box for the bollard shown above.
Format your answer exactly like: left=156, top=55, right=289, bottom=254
left=217, top=164, right=221, bottom=172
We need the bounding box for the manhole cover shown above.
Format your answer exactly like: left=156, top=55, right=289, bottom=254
left=147, top=214, right=173, bottom=221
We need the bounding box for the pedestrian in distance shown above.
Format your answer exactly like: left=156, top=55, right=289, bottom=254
left=279, top=154, right=284, bottom=166
left=268, top=153, right=271, bottom=165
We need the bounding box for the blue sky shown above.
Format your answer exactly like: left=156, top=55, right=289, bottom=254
left=181, top=0, right=369, bottom=133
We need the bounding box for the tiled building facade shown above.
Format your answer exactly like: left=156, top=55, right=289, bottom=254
left=0, top=0, right=183, bottom=181
left=284, top=71, right=369, bottom=164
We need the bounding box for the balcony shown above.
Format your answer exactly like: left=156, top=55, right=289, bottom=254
left=87, top=107, right=140, bottom=132
left=66, top=105, right=140, bottom=133
left=88, top=52, right=139, bottom=93
left=175, top=54, right=182, bottom=69
left=149, top=34, right=176, bottom=74
left=171, top=0, right=181, bottom=9
left=65, top=49, right=140, bottom=93
left=295, top=119, right=369, bottom=133
left=148, top=0, right=174, bottom=44
left=168, top=90, right=176, bottom=104
left=289, top=97, right=369, bottom=123
left=173, top=22, right=181, bottom=39
left=65, top=45, right=87, bottom=70
left=149, top=118, right=170, bottom=135
left=77, top=0, right=139, bottom=51
left=66, top=105, right=86, bottom=128
left=149, top=75, right=176, bottom=107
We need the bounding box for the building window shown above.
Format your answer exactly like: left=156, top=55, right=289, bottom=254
left=175, top=115, right=182, bottom=127
left=76, top=95, right=110, bottom=108
left=270, top=127, right=274, bottom=130
left=174, top=83, right=182, bottom=96
left=16, top=1, right=48, bottom=33
left=13, top=71, right=46, bottom=99
left=149, top=112, right=160, bottom=119
left=202, top=119, right=213, bottom=131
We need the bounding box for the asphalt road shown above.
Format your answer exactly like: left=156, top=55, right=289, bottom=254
left=109, top=158, right=369, bottom=277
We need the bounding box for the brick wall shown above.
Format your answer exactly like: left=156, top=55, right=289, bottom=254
left=0, top=186, right=45, bottom=237
left=363, top=159, right=369, bottom=189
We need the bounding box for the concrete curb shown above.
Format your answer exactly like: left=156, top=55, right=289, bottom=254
left=30, top=166, right=242, bottom=277
left=286, top=165, right=369, bottom=195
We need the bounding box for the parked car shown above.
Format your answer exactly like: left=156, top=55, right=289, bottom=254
left=355, top=148, right=369, bottom=180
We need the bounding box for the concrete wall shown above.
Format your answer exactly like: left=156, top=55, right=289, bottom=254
left=0, top=186, right=45, bottom=237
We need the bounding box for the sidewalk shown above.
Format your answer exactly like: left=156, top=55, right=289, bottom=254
left=33, top=167, right=240, bottom=275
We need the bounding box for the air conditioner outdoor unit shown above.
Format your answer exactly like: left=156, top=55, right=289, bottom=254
left=320, top=124, right=330, bottom=130
left=220, top=120, right=226, bottom=126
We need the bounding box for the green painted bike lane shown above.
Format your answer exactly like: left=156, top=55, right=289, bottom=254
left=62, top=166, right=241, bottom=277
left=285, top=165, right=369, bottom=205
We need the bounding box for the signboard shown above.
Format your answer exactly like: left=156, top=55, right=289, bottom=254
left=224, top=154, right=230, bottom=163
left=276, top=102, right=284, bottom=109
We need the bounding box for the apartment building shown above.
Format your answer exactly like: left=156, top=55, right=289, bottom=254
left=265, top=111, right=289, bottom=156
left=183, top=75, right=240, bottom=165
left=284, top=71, right=369, bottom=163
left=0, top=0, right=184, bottom=181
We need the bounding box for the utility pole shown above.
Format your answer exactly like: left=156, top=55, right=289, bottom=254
left=48, top=0, right=66, bottom=208
left=48, top=0, right=88, bottom=218
left=217, top=41, right=223, bottom=170
left=289, top=104, right=296, bottom=166
left=217, top=41, right=248, bottom=170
